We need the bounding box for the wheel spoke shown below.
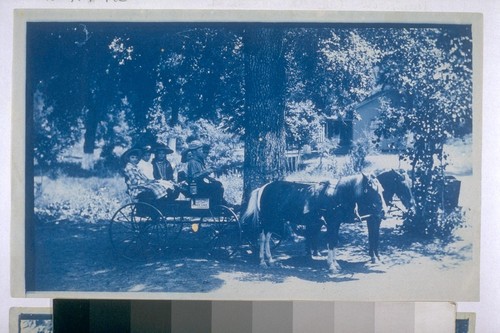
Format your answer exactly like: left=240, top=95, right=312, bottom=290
left=110, top=203, right=168, bottom=260
left=110, top=203, right=243, bottom=260
left=208, top=206, right=241, bottom=259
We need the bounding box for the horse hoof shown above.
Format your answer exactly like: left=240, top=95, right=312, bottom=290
left=259, top=262, right=268, bottom=268
left=370, top=256, right=383, bottom=264
left=328, top=263, right=342, bottom=274
left=368, top=257, right=384, bottom=268
left=268, top=260, right=276, bottom=267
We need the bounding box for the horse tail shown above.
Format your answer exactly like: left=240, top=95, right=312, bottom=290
left=241, top=183, right=271, bottom=229
left=241, top=187, right=261, bottom=228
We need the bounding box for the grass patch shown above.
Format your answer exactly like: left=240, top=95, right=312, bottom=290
left=34, top=174, right=129, bottom=223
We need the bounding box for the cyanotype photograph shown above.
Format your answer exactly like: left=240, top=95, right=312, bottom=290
left=12, top=10, right=481, bottom=301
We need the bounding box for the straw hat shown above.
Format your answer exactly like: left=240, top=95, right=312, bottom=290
left=153, top=143, right=174, bottom=154
left=120, top=147, right=143, bottom=165
left=187, top=140, right=204, bottom=151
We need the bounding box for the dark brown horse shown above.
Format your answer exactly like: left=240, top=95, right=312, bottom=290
left=241, top=173, right=387, bottom=273
left=375, top=169, right=415, bottom=214
left=323, top=174, right=387, bottom=272
left=309, top=169, right=413, bottom=270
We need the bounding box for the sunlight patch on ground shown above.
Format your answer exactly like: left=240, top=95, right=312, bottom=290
left=128, top=284, right=147, bottom=292
left=155, top=265, right=174, bottom=273
left=192, top=259, right=210, bottom=263
left=220, top=271, right=274, bottom=282
left=382, top=216, right=405, bottom=229
left=92, top=269, right=112, bottom=276
left=365, top=154, right=410, bottom=172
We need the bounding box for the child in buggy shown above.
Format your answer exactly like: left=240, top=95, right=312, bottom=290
left=121, top=147, right=179, bottom=204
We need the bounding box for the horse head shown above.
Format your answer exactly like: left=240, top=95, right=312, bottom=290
left=360, top=173, right=388, bottom=219
left=391, top=169, right=416, bottom=213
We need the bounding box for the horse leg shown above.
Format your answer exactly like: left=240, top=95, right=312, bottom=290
left=311, top=218, right=323, bottom=257
left=264, top=231, right=275, bottom=266
left=367, top=217, right=382, bottom=264
left=327, top=247, right=342, bottom=273
left=326, top=220, right=342, bottom=273
left=258, top=230, right=267, bottom=267
left=304, top=226, right=314, bottom=258
left=305, top=220, right=321, bottom=258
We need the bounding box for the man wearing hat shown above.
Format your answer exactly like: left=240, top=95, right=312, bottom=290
left=184, top=140, right=227, bottom=206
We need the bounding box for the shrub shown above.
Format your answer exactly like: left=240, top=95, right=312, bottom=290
left=348, top=142, right=368, bottom=172
left=285, top=100, right=323, bottom=148
left=34, top=175, right=128, bottom=223
left=218, top=170, right=244, bottom=205
left=402, top=207, right=467, bottom=242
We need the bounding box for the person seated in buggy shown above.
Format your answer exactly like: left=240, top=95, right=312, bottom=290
left=121, top=147, right=179, bottom=204
left=151, top=143, right=175, bottom=182
left=137, top=144, right=154, bottom=179
left=183, top=140, right=230, bottom=207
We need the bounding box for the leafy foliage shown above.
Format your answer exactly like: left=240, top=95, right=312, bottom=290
left=401, top=207, right=467, bottom=241
left=372, top=27, right=473, bottom=235
left=181, top=119, right=244, bottom=172
left=285, top=100, right=323, bottom=148
left=320, top=29, right=383, bottom=113
left=33, top=88, right=82, bottom=167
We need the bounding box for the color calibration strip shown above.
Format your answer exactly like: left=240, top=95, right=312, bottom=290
left=52, top=300, right=457, bottom=333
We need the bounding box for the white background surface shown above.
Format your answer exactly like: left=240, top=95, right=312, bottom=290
left=1, top=1, right=498, bottom=332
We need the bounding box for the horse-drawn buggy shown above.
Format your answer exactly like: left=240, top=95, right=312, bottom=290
left=109, top=144, right=242, bottom=261
left=110, top=142, right=414, bottom=276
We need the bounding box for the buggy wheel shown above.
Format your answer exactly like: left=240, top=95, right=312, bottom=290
left=208, top=206, right=242, bottom=259
left=109, top=202, right=169, bottom=260
left=159, top=203, right=184, bottom=249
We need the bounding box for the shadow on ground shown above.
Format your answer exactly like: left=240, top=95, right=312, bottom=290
left=32, top=215, right=473, bottom=293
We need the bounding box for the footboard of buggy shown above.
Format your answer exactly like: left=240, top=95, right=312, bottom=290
left=109, top=196, right=241, bottom=261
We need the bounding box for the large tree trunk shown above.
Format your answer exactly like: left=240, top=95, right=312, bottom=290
left=242, top=27, right=287, bottom=202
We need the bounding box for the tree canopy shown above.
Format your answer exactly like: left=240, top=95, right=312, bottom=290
left=28, top=23, right=472, bottom=163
